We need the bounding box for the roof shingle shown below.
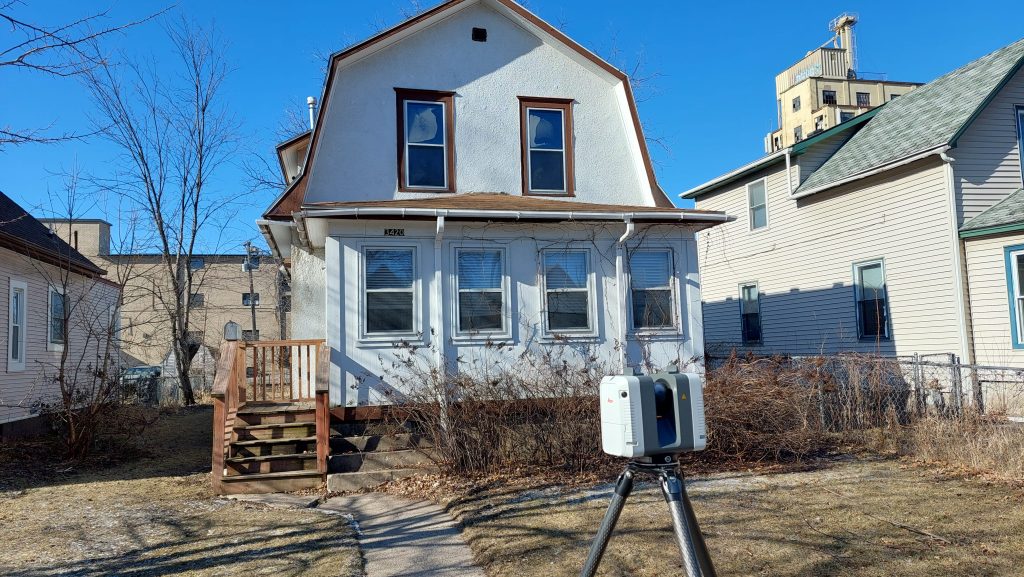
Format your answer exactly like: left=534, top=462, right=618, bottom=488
left=960, top=188, right=1024, bottom=235
left=0, top=191, right=105, bottom=276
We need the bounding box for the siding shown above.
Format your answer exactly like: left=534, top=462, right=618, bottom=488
left=695, top=157, right=962, bottom=357
left=1, top=246, right=120, bottom=424
left=795, top=131, right=851, bottom=184
left=954, top=66, right=1024, bottom=224
left=964, top=231, right=1024, bottom=367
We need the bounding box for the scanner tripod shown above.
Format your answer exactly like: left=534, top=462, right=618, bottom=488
left=579, top=456, right=716, bottom=577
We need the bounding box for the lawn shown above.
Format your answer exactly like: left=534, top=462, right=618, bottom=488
left=448, top=458, right=1024, bottom=576
left=0, top=406, right=362, bottom=577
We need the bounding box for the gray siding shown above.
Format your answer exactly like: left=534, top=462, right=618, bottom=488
left=795, top=131, right=851, bottom=184
left=954, top=66, right=1024, bottom=224
left=695, top=157, right=963, bottom=358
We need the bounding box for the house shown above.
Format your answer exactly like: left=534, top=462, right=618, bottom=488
left=683, top=38, right=1024, bottom=373
left=0, top=192, right=121, bottom=438
left=210, top=0, right=729, bottom=493
left=41, top=219, right=288, bottom=397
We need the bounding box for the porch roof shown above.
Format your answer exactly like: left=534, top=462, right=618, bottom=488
left=960, top=188, right=1024, bottom=238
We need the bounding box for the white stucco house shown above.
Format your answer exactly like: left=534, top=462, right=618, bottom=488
left=258, top=0, right=730, bottom=410
left=683, top=38, right=1024, bottom=372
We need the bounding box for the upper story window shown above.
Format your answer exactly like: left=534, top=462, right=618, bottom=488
left=190, top=293, right=205, bottom=308
left=364, top=247, right=416, bottom=335
left=814, top=115, right=824, bottom=131
left=856, top=92, right=871, bottom=107
left=242, top=293, right=260, bottom=307
left=630, top=249, right=676, bottom=330
left=792, top=96, right=801, bottom=112
left=8, top=280, right=26, bottom=372
left=455, top=248, right=506, bottom=334
left=822, top=90, right=837, bottom=105
left=854, top=260, right=889, bottom=340
left=840, top=111, right=855, bottom=123
left=1016, top=107, right=1024, bottom=187
left=396, top=89, right=455, bottom=192
left=47, top=286, right=66, bottom=350
left=747, top=178, right=768, bottom=230
left=542, top=249, right=591, bottom=333
left=188, top=257, right=204, bottom=270
left=520, top=97, right=574, bottom=196
left=793, top=125, right=803, bottom=142
left=890, top=93, right=901, bottom=100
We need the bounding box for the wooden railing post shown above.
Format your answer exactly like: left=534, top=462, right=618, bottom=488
left=211, top=340, right=240, bottom=495
left=315, top=343, right=331, bottom=477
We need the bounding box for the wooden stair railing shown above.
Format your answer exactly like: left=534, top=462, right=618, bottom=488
left=315, top=342, right=330, bottom=475
left=211, top=340, right=244, bottom=494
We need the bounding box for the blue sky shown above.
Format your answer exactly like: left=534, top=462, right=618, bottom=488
left=1, top=0, right=1022, bottom=252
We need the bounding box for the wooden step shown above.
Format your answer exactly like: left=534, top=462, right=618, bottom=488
left=328, top=449, right=432, bottom=473
left=219, top=470, right=322, bottom=495
left=226, top=453, right=318, bottom=475
left=236, top=403, right=315, bottom=425
left=231, top=436, right=316, bottom=458
left=330, top=433, right=432, bottom=454
left=235, top=422, right=317, bottom=441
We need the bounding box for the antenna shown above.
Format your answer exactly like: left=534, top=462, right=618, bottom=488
left=307, top=96, right=317, bottom=130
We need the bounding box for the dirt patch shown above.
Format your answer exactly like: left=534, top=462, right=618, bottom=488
left=0, top=406, right=362, bottom=577
left=448, top=459, right=1024, bottom=576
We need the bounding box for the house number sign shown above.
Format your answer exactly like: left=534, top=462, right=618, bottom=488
left=384, top=228, right=405, bottom=236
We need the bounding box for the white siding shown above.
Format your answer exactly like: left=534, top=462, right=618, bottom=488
left=305, top=2, right=654, bottom=207
left=1, top=246, right=120, bottom=424
left=695, top=157, right=962, bottom=357
left=954, top=66, right=1024, bottom=224
left=964, top=232, right=1024, bottom=367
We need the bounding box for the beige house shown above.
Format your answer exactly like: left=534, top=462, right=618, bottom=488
left=684, top=38, right=1024, bottom=372
left=1, top=193, right=120, bottom=437
left=766, top=14, right=920, bottom=153
left=40, top=219, right=287, bottom=371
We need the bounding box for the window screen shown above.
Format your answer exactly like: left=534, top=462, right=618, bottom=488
left=456, top=249, right=504, bottom=332
left=630, top=250, right=674, bottom=329
left=365, top=249, right=415, bottom=333
left=543, top=251, right=590, bottom=331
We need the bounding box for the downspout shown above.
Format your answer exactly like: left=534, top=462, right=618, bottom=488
left=940, top=152, right=975, bottom=366
left=784, top=149, right=794, bottom=196
left=616, top=217, right=636, bottom=373
left=433, top=214, right=446, bottom=370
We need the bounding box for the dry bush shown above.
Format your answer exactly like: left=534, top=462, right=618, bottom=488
left=902, top=414, right=1024, bottom=480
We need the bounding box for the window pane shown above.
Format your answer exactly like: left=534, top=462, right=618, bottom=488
left=1016, top=255, right=1024, bottom=296
left=633, top=289, right=673, bottom=328
left=406, top=102, right=443, bottom=144
left=742, top=313, right=761, bottom=343
left=407, top=145, right=445, bottom=188
left=859, top=299, right=886, bottom=338
left=49, top=291, right=65, bottom=344
left=544, top=252, right=587, bottom=289
left=528, top=109, right=563, bottom=149
left=529, top=150, right=564, bottom=191
left=457, top=250, right=502, bottom=289
left=630, top=251, right=672, bottom=289
left=458, top=292, right=502, bottom=332
left=858, top=263, right=885, bottom=296
left=11, top=325, right=20, bottom=360
left=748, top=180, right=766, bottom=207
left=366, top=250, right=414, bottom=290
left=547, top=291, right=588, bottom=330
left=740, top=285, right=759, bottom=313
left=367, top=292, right=414, bottom=332
left=750, top=205, right=767, bottom=229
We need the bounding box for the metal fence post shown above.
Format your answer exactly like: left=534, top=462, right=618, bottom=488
left=949, top=354, right=964, bottom=416
left=971, top=365, right=985, bottom=415
left=912, top=353, right=924, bottom=418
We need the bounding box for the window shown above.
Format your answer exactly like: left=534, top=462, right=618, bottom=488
left=747, top=179, right=768, bottom=230
left=1005, top=245, right=1024, bottom=348
left=189, top=293, right=205, bottom=308
left=1017, top=107, right=1024, bottom=186
left=520, top=97, right=574, bottom=195
left=792, top=96, right=801, bottom=112
left=242, top=330, right=259, bottom=342
left=822, top=90, right=837, bottom=105
left=364, top=248, right=416, bottom=334
left=47, top=286, right=66, bottom=349
left=890, top=93, right=901, bottom=100
left=840, top=111, right=855, bottom=123
left=793, top=125, right=803, bottom=142
left=854, top=261, right=889, bottom=340
left=856, top=92, right=871, bottom=107
left=542, top=250, right=591, bottom=332
left=8, top=280, right=26, bottom=371
left=739, top=283, right=761, bottom=344
left=814, top=115, right=824, bottom=131
left=630, top=250, right=675, bottom=330
left=396, top=89, right=454, bottom=192
left=242, top=293, right=260, bottom=306
left=456, top=249, right=505, bottom=334
left=189, top=257, right=204, bottom=270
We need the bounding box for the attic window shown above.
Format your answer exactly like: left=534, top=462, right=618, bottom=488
left=396, top=88, right=456, bottom=193
left=519, top=97, right=575, bottom=196
left=472, top=27, right=487, bottom=42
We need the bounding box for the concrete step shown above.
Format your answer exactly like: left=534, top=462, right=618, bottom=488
left=328, top=449, right=432, bottom=473
left=220, top=470, right=322, bottom=495
left=235, top=422, right=317, bottom=441
left=330, top=433, right=432, bottom=454
left=226, top=453, right=318, bottom=475
left=327, top=467, right=432, bottom=492
left=231, top=436, right=316, bottom=458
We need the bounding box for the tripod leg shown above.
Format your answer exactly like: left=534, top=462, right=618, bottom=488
left=660, top=470, right=717, bottom=577
left=579, top=468, right=634, bottom=577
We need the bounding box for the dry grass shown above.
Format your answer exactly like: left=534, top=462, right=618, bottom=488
left=903, top=416, right=1024, bottom=481
left=0, top=406, right=362, bottom=577
left=449, top=459, right=1024, bottom=577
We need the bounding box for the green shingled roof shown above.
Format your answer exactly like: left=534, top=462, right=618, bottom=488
left=795, top=38, right=1024, bottom=195
left=960, top=188, right=1024, bottom=238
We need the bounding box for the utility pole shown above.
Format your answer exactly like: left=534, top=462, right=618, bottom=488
left=243, top=240, right=258, bottom=340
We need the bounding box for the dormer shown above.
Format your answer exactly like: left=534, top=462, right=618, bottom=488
left=276, top=131, right=311, bottom=184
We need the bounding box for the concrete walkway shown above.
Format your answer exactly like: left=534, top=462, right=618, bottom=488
left=321, top=494, right=486, bottom=577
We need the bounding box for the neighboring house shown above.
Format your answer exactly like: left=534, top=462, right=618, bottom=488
left=41, top=219, right=287, bottom=371
left=258, top=0, right=730, bottom=410
left=684, top=38, right=1024, bottom=370
left=0, top=193, right=121, bottom=438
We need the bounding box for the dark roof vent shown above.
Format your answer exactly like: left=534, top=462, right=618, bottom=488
left=472, top=27, right=487, bottom=42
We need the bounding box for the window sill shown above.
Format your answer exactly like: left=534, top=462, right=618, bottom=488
left=627, top=329, right=683, bottom=341
left=539, top=331, right=601, bottom=344
left=356, top=332, right=427, bottom=348
left=46, top=342, right=64, bottom=353
left=451, top=332, right=514, bottom=345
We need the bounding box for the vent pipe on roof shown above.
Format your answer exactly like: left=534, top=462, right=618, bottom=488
left=307, top=96, right=317, bottom=130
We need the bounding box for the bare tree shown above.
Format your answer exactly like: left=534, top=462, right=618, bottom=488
left=0, top=2, right=160, bottom=149
left=84, top=19, right=237, bottom=405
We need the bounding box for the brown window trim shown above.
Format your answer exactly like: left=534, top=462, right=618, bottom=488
left=395, top=88, right=456, bottom=193
left=518, top=96, right=575, bottom=197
